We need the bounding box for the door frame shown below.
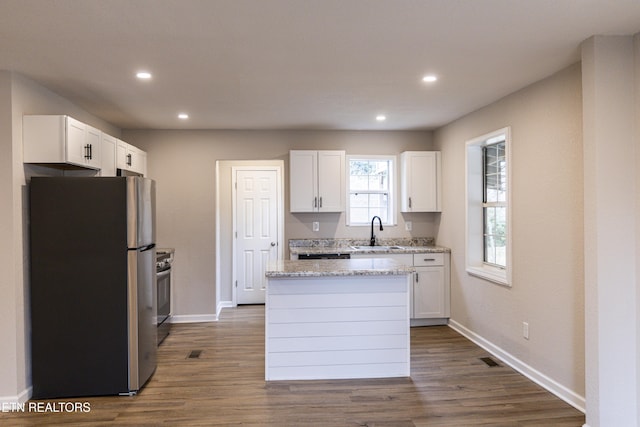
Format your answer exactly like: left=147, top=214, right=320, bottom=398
left=231, top=164, right=284, bottom=306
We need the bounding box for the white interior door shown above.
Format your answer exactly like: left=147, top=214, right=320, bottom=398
left=235, top=169, right=279, bottom=304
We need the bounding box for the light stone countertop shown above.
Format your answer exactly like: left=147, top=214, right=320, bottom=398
left=288, top=245, right=449, bottom=256
left=265, top=258, right=415, bottom=278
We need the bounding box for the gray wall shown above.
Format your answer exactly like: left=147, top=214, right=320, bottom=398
left=0, top=71, right=120, bottom=401
left=123, top=129, right=434, bottom=317
left=581, top=35, right=640, bottom=426
left=433, top=63, right=585, bottom=402
left=0, top=63, right=589, bottom=411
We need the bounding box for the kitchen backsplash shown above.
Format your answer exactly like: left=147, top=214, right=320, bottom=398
left=289, top=237, right=435, bottom=248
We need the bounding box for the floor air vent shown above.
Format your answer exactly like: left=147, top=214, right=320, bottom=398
left=480, top=356, right=500, bottom=367
left=187, top=350, right=202, bottom=359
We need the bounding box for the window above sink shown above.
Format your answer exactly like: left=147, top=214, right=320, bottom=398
left=346, top=155, right=396, bottom=226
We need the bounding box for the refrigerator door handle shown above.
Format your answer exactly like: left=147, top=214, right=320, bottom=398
left=156, top=269, right=171, bottom=279
left=139, top=243, right=156, bottom=252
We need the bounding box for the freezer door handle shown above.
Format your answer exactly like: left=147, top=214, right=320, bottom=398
left=140, top=243, right=156, bottom=252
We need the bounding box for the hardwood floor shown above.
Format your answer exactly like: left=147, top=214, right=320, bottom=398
left=2, top=306, right=585, bottom=426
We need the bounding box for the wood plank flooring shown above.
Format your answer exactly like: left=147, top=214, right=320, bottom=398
left=2, top=305, right=585, bottom=426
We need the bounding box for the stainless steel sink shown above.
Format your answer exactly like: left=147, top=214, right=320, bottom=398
left=350, top=245, right=404, bottom=251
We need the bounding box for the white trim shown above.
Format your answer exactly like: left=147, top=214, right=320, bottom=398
left=216, top=300, right=233, bottom=319
left=231, top=164, right=284, bottom=306
left=465, top=127, right=512, bottom=286
left=214, top=162, right=222, bottom=320
left=466, top=265, right=510, bottom=287
left=170, top=314, right=218, bottom=324
left=0, top=387, right=32, bottom=405
left=345, top=154, right=397, bottom=226
left=448, top=319, right=586, bottom=413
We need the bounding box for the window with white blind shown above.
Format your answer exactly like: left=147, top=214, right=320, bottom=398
left=346, top=156, right=395, bottom=226
left=466, top=128, right=511, bottom=286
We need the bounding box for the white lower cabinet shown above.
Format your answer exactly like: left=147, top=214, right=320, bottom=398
left=412, top=253, right=450, bottom=323
left=351, top=252, right=450, bottom=325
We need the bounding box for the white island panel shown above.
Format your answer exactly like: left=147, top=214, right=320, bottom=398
left=265, top=274, right=410, bottom=381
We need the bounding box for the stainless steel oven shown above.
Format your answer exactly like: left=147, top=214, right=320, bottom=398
left=156, top=249, right=173, bottom=345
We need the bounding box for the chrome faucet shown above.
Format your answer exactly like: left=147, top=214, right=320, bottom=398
left=370, top=216, right=383, bottom=246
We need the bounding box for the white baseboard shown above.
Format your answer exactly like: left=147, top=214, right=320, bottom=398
left=411, top=318, right=448, bottom=327
left=448, top=319, right=586, bottom=413
left=216, top=300, right=234, bottom=319
left=170, top=313, right=217, bottom=323
left=0, top=386, right=32, bottom=405
left=170, top=301, right=235, bottom=324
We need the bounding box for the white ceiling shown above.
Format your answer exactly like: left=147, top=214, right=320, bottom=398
left=1, top=0, right=639, bottom=131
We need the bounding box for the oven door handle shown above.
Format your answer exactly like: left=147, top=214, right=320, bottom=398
left=157, top=269, right=171, bottom=278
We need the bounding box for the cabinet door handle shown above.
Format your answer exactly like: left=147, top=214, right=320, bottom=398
left=314, top=197, right=318, bottom=208
left=424, top=258, right=436, bottom=262
left=408, top=197, right=412, bottom=208
left=415, top=272, right=419, bottom=282
left=84, top=144, right=91, bottom=160
left=126, top=153, right=132, bottom=166
left=89, top=144, right=93, bottom=159
left=319, top=197, right=323, bottom=208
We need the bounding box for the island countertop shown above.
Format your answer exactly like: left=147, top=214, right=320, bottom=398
left=265, top=258, right=415, bottom=278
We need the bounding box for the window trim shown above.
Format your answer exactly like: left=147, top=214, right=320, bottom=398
left=346, top=154, right=397, bottom=227
left=465, top=127, right=512, bottom=286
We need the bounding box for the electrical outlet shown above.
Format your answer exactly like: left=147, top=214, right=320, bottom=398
left=405, top=221, right=412, bottom=231
left=523, top=322, right=529, bottom=340
left=312, top=221, right=319, bottom=232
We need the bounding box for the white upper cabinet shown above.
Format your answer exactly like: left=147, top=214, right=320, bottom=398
left=317, top=151, right=345, bottom=212
left=289, top=150, right=345, bottom=212
left=84, top=125, right=102, bottom=170
left=137, top=148, right=147, bottom=176
left=290, top=150, right=317, bottom=212
left=23, top=115, right=102, bottom=170
left=100, top=133, right=117, bottom=176
left=117, top=139, right=147, bottom=176
left=24, top=115, right=147, bottom=176
left=400, top=151, right=442, bottom=212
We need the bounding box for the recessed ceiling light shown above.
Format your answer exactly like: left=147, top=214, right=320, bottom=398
left=422, top=74, right=437, bottom=83
left=178, top=113, right=189, bottom=120
left=136, top=71, right=152, bottom=80
left=376, top=115, right=386, bottom=122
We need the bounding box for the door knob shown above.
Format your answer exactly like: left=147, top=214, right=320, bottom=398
left=270, top=242, right=276, bottom=247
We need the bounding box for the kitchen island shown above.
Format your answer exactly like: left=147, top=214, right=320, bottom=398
left=264, top=258, right=414, bottom=381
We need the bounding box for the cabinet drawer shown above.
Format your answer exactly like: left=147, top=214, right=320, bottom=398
left=413, top=253, right=444, bottom=266
left=351, top=253, right=413, bottom=265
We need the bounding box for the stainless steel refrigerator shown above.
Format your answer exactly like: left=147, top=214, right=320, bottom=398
left=29, top=176, right=157, bottom=398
